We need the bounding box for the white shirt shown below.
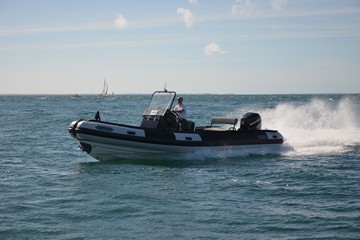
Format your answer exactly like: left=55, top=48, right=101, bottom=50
left=174, top=103, right=187, bottom=120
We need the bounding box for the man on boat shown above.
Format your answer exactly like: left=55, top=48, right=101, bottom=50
left=173, top=96, right=187, bottom=130
left=95, top=111, right=101, bottom=122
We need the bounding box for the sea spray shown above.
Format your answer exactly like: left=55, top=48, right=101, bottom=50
left=259, top=97, right=360, bottom=156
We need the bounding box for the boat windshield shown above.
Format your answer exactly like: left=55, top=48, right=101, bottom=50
left=143, top=91, right=176, bottom=116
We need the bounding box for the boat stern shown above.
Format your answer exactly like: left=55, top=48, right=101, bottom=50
left=265, top=131, right=284, bottom=144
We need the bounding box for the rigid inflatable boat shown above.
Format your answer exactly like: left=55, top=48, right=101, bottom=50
left=68, top=90, right=284, bottom=161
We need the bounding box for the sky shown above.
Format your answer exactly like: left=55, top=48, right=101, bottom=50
left=0, top=0, right=360, bottom=94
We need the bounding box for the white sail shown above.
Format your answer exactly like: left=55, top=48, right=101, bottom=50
left=101, top=79, right=109, bottom=96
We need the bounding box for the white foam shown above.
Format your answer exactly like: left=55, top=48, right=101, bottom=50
left=260, top=97, right=360, bottom=156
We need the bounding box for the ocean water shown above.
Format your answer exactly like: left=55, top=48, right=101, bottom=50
left=1, top=93, right=360, bottom=239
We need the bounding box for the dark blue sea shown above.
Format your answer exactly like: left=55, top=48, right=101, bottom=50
left=1, top=94, right=360, bottom=239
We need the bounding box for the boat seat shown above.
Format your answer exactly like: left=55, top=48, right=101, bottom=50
left=210, top=117, right=238, bottom=129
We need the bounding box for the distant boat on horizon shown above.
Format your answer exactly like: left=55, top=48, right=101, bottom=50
left=101, top=79, right=109, bottom=96
left=99, top=79, right=111, bottom=96
left=71, top=94, right=81, bottom=98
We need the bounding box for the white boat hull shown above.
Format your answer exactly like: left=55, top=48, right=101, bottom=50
left=76, top=132, right=284, bottom=161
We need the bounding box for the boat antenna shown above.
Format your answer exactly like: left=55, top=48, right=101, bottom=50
left=164, top=83, right=167, bottom=92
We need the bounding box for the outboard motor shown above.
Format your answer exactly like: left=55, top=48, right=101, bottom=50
left=240, top=112, right=261, bottom=130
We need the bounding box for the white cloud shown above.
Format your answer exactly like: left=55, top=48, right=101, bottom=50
left=188, top=0, right=199, bottom=6
left=270, top=0, right=287, bottom=11
left=204, top=42, right=225, bottom=55
left=231, top=0, right=257, bottom=17
left=114, top=14, right=129, bottom=29
left=177, top=7, right=194, bottom=29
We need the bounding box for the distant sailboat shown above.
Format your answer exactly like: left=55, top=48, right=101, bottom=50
left=100, top=79, right=109, bottom=96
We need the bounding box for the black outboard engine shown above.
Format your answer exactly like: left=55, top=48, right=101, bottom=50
left=240, top=112, right=261, bottom=130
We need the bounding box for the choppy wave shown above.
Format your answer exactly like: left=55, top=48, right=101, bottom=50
left=1, top=94, right=360, bottom=239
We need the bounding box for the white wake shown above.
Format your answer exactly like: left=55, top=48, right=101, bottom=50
left=259, top=97, right=360, bottom=156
